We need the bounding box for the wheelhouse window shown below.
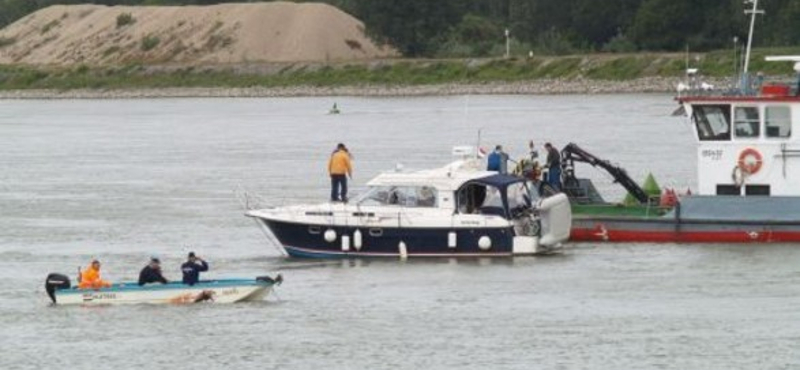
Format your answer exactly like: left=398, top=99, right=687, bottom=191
left=765, top=106, right=791, bottom=138
left=356, top=186, right=438, bottom=207
left=733, top=106, right=760, bottom=138
left=692, top=105, right=731, bottom=141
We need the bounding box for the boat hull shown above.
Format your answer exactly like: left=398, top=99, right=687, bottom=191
left=54, top=279, right=274, bottom=305
left=571, top=217, right=800, bottom=243
left=570, top=195, right=800, bottom=243
left=261, top=218, right=522, bottom=257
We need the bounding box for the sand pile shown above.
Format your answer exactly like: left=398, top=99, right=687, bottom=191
left=0, top=2, right=396, bottom=65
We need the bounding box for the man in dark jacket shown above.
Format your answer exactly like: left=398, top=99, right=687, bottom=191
left=138, top=257, right=168, bottom=286
left=544, top=142, right=562, bottom=191
left=181, top=252, right=209, bottom=286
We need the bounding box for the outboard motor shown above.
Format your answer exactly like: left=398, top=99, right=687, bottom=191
left=45, top=273, right=71, bottom=304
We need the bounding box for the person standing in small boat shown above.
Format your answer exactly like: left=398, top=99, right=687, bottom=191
left=544, top=142, right=562, bottom=191
left=181, top=252, right=209, bottom=286
left=78, top=259, right=112, bottom=289
left=138, top=257, right=168, bottom=286
left=328, top=143, right=353, bottom=202
left=487, top=145, right=509, bottom=174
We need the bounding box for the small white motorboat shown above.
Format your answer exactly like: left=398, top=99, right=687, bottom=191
left=45, top=273, right=282, bottom=305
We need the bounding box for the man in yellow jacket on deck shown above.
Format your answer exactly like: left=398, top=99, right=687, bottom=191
left=78, top=259, right=112, bottom=289
left=328, top=143, right=353, bottom=202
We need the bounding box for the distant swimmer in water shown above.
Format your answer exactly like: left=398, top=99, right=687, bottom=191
left=329, top=102, right=341, bottom=114
left=78, top=259, right=112, bottom=289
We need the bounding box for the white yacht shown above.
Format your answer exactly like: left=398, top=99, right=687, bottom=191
left=245, top=147, right=572, bottom=258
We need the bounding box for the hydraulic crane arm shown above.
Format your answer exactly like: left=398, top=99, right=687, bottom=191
left=560, top=143, right=651, bottom=204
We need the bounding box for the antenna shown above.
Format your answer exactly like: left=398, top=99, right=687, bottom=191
left=475, top=127, right=483, bottom=158
left=742, top=0, right=764, bottom=76
left=732, top=36, right=739, bottom=82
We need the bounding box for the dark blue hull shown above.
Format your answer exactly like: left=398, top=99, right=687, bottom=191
left=260, top=219, right=516, bottom=258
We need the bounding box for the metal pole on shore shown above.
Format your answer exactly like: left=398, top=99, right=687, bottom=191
left=504, top=29, right=510, bottom=59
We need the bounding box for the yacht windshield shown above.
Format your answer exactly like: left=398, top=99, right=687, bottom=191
left=356, top=186, right=438, bottom=207
left=507, top=182, right=530, bottom=209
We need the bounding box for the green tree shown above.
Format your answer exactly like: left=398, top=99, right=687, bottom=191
left=571, top=0, right=643, bottom=48
left=353, top=0, right=463, bottom=56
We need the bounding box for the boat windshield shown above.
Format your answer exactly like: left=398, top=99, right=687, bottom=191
left=456, top=180, right=529, bottom=217
left=356, top=186, right=438, bottom=207
left=507, top=182, right=531, bottom=209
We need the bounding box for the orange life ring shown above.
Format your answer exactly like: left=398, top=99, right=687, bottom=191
left=737, top=148, right=763, bottom=175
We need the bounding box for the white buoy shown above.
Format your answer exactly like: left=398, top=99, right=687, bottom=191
left=341, top=235, right=350, bottom=252
left=353, top=229, right=363, bottom=250
left=398, top=241, right=408, bottom=259
left=324, top=229, right=337, bottom=243
left=478, top=236, right=492, bottom=250
left=448, top=232, right=457, bottom=248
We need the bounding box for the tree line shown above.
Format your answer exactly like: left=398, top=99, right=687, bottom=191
left=2, top=0, right=799, bottom=57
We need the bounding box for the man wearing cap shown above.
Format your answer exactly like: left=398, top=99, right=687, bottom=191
left=138, top=257, right=169, bottom=286
left=181, top=252, right=209, bottom=286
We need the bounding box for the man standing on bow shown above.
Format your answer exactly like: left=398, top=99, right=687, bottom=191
left=328, top=143, right=353, bottom=202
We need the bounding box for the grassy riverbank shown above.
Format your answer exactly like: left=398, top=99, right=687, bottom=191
left=1, top=48, right=798, bottom=93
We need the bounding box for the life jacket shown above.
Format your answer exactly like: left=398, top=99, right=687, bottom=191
left=78, top=265, right=110, bottom=289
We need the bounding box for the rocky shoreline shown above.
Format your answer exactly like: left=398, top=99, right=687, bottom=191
left=0, top=77, right=726, bottom=99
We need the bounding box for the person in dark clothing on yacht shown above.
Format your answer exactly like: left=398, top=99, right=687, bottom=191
left=138, top=257, right=168, bottom=286
left=544, top=142, right=562, bottom=191
left=181, top=252, right=209, bottom=286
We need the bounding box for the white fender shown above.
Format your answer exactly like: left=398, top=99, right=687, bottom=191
left=353, top=229, right=363, bottom=250
left=478, top=236, right=492, bottom=250
left=448, top=232, right=457, bottom=248
left=537, top=193, right=568, bottom=211
left=398, top=241, right=408, bottom=259
left=537, top=193, right=572, bottom=246
left=341, top=235, right=350, bottom=252
left=324, top=229, right=337, bottom=243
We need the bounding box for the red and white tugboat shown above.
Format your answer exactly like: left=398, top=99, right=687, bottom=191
left=569, top=0, right=800, bottom=243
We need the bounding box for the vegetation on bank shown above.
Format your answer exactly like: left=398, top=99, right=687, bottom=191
left=0, top=48, right=798, bottom=91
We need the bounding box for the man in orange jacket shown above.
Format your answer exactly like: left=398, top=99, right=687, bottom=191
left=328, top=143, right=353, bottom=202
left=78, top=259, right=112, bottom=289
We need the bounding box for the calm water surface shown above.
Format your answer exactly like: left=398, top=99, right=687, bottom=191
left=1, top=95, right=798, bottom=369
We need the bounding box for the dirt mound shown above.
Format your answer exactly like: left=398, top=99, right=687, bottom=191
left=0, top=2, right=396, bottom=65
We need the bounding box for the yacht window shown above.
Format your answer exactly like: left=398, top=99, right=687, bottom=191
left=765, top=106, right=791, bottom=138
left=456, top=184, right=486, bottom=214
left=356, top=186, right=437, bottom=207
left=733, top=106, right=760, bottom=138
left=457, top=184, right=506, bottom=216
left=692, top=105, right=731, bottom=141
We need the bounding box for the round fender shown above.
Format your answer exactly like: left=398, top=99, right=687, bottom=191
left=478, top=236, right=492, bottom=250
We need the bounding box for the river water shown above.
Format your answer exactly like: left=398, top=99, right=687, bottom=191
left=1, top=95, right=798, bottom=370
